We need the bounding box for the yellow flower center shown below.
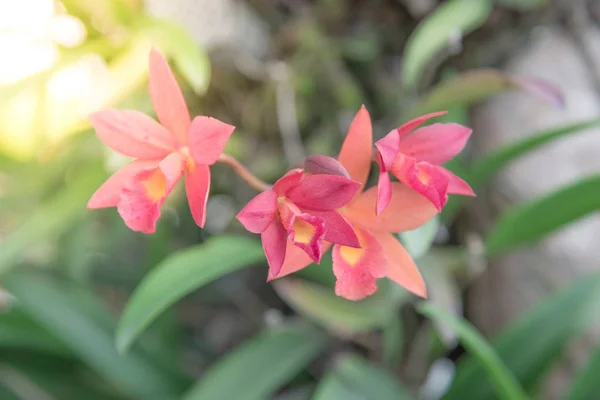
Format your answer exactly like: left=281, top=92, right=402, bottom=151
left=339, top=229, right=366, bottom=266
left=142, top=170, right=167, bottom=202
left=293, top=218, right=316, bottom=244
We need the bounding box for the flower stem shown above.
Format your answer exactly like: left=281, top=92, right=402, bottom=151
left=217, top=154, right=271, bottom=192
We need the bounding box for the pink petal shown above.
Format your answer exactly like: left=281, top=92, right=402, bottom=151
left=117, top=152, right=185, bottom=234
left=399, top=123, right=472, bottom=165
left=443, top=168, right=475, bottom=196
left=374, top=232, right=426, bottom=298
left=337, top=106, right=373, bottom=188
left=390, top=155, right=450, bottom=211
left=236, top=189, right=278, bottom=234
left=185, top=163, right=211, bottom=228
left=267, top=240, right=331, bottom=282
left=88, top=159, right=159, bottom=209
left=285, top=175, right=361, bottom=211
left=343, top=182, right=439, bottom=233
left=89, top=109, right=175, bottom=159
left=397, top=111, right=447, bottom=136
left=278, top=202, right=326, bottom=263
left=332, top=228, right=387, bottom=301
left=375, top=152, right=391, bottom=216
left=188, top=116, right=236, bottom=165
left=273, top=169, right=304, bottom=195
left=261, top=219, right=288, bottom=278
left=375, top=130, right=401, bottom=171
left=148, top=49, right=191, bottom=145
left=304, top=155, right=350, bottom=178
left=310, top=210, right=360, bottom=248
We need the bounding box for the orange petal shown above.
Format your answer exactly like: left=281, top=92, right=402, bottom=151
left=88, top=159, right=159, bottom=209
left=268, top=241, right=332, bottom=281
left=343, top=183, right=438, bottom=233
left=148, top=49, right=191, bottom=145
left=373, top=232, right=426, bottom=298
left=185, top=163, right=211, bottom=228
left=337, top=105, right=373, bottom=189
left=89, top=109, right=176, bottom=159
left=117, top=152, right=185, bottom=233
left=331, top=228, right=387, bottom=301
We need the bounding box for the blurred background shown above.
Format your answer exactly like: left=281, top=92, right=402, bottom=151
left=2, top=0, right=600, bottom=399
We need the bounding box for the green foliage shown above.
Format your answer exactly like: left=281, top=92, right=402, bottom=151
left=565, top=343, right=600, bottom=400
left=181, top=325, right=326, bottom=400
left=116, top=235, right=264, bottom=353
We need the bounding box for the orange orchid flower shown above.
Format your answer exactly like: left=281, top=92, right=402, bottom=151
left=266, top=106, right=440, bottom=300
left=87, top=50, right=235, bottom=233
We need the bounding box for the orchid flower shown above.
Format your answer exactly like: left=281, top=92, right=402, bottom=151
left=375, top=111, right=474, bottom=215
left=87, top=50, right=235, bottom=234
left=260, top=106, right=442, bottom=300
left=236, top=169, right=361, bottom=277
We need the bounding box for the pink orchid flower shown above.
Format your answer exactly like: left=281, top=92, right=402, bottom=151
left=87, top=50, right=235, bottom=233
left=236, top=169, right=361, bottom=277
left=375, top=111, right=474, bottom=215
left=262, top=106, right=441, bottom=301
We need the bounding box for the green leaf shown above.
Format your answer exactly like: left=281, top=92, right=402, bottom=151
left=398, top=216, right=439, bottom=260
left=181, top=325, right=326, bottom=400
left=406, top=69, right=563, bottom=119
left=0, top=309, right=69, bottom=356
left=1, top=273, right=184, bottom=399
left=443, top=271, right=600, bottom=399
left=136, top=17, right=211, bottom=95
left=565, top=343, right=600, bottom=400
left=0, top=165, right=105, bottom=275
left=419, top=303, right=527, bottom=400
left=402, top=0, right=492, bottom=88
left=485, top=175, right=600, bottom=256
left=293, top=251, right=336, bottom=287
left=382, top=316, right=404, bottom=368
left=497, top=0, right=550, bottom=11
left=273, top=278, right=394, bottom=336
left=116, top=235, right=263, bottom=353
left=313, top=354, right=413, bottom=400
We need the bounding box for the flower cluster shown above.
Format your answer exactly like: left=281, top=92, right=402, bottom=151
left=88, top=50, right=474, bottom=301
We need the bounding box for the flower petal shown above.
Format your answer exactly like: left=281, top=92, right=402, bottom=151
left=443, top=168, right=476, bottom=196
left=343, top=182, right=439, bottom=233
left=87, top=159, right=159, bottom=209
left=261, top=219, right=288, bottom=278
left=148, top=49, right=190, bottom=145
left=375, top=153, right=392, bottom=216
left=185, top=163, right=211, bottom=228
left=373, top=232, right=426, bottom=298
left=278, top=202, right=326, bottom=263
left=396, top=111, right=447, bottom=136
left=310, top=210, right=360, bottom=248
left=338, top=105, right=373, bottom=188
left=188, top=116, right=236, bottom=165
left=304, top=155, right=350, bottom=178
left=399, top=123, right=472, bottom=165
left=390, top=155, right=449, bottom=211
left=267, top=241, right=332, bottom=281
left=375, top=130, right=400, bottom=171
left=89, top=109, right=175, bottom=159
left=117, top=152, right=185, bottom=234
left=273, top=169, right=304, bottom=195
left=332, top=228, right=387, bottom=301
left=236, top=189, right=278, bottom=234
left=285, top=175, right=361, bottom=211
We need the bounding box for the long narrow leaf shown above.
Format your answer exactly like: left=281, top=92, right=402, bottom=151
left=181, top=325, right=326, bottom=400
left=564, top=343, right=600, bottom=400
left=419, top=302, right=527, bottom=400
left=116, top=235, right=264, bottom=353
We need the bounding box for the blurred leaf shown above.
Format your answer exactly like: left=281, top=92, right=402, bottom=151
left=443, top=271, right=600, bottom=399
left=485, top=175, right=600, bottom=256
left=469, top=120, right=600, bottom=186
left=0, top=309, right=69, bottom=356
left=293, top=252, right=336, bottom=287
left=398, top=216, right=439, bottom=260
left=0, top=164, right=105, bottom=275
left=136, top=17, right=211, bottom=95
left=273, top=278, right=393, bottom=336
left=565, top=343, right=600, bottom=400
left=419, top=303, right=527, bottom=400
left=313, top=354, right=413, bottom=400
left=0, top=382, right=20, bottom=400
left=382, top=315, right=404, bottom=368
left=181, top=325, right=326, bottom=400
left=497, top=0, right=550, bottom=11
left=402, top=0, right=492, bottom=88
left=116, top=235, right=263, bottom=353
left=1, top=273, right=184, bottom=399
left=406, top=69, right=564, bottom=118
